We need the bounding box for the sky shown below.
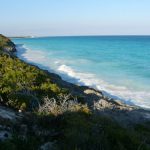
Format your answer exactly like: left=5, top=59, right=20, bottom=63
left=0, top=0, right=150, bottom=36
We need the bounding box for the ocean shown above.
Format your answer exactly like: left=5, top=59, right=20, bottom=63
left=12, top=36, right=150, bottom=108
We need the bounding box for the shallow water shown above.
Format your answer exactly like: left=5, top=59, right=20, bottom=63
left=12, top=36, right=150, bottom=108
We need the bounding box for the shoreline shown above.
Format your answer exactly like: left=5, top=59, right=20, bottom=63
left=1, top=33, right=150, bottom=125
left=15, top=45, right=133, bottom=104
left=15, top=44, right=150, bottom=110
left=13, top=44, right=150, bottom=125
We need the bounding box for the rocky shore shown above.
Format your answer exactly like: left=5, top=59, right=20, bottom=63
left=14, top=48, right=150, bottom=125
left=35, top=75, right=150, bottom=125
left=1, top=34, right=150, bottom=124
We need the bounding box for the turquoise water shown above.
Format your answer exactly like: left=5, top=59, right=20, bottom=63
left=12, top=36, right=150, bottom=108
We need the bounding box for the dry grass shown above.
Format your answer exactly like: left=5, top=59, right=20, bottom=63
left=38, top=95, right=90, bottom=116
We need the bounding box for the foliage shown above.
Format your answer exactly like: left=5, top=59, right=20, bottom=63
left=38, top=95, right=90, bottom=116
left=0, top=134, right=41, bottom=150
left=58, top=112, right=150, bottom=150
left=1, top=111, right=150, bottom=150
left=0, top=50, right=67, bottom=110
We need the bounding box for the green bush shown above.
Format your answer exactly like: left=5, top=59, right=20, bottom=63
left=0, top=50, right=68, bottom=109
left=0, top=34, right=68, bottom=110
left=58, top=112, right=150, bottom=150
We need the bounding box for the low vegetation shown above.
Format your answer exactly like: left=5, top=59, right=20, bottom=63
left=38, top=95, right=90, bottom=116
left=0, top=52, right=67, bottom=110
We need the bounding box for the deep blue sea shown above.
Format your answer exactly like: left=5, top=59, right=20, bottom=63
left=12, top=36, right=150, bottom=108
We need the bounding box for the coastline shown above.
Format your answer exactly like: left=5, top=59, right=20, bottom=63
left=1, top=33, right=149, bottom=125
left=13, top=44, right=150, bottom=124
left=13, top=36, right=150, bottom=109
left=15, top=45, right=134, bottom=105
left=16, top=44, right=149, bottom=109
left=1, top=34, right=150, bottom=149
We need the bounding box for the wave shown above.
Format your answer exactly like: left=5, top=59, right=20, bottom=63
left=16, top=44, right=150, bottom=109
left=58, top=64, right=150, bottom=108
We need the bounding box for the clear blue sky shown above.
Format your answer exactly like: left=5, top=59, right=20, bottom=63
left=0, top=0, right=150, bottom=36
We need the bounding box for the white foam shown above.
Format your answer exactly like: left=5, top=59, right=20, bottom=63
left=16, top=44, right=150, bottom=109
left=17, top=45, right=46, bottom=62
left=58, top=64, right=150, bottom=108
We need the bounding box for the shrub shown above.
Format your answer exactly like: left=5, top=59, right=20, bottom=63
left=6, top=93, right=37, bottom=110
left=38, top=95, right=90, bottom=116
left=0, top=51, right=68, bottom=109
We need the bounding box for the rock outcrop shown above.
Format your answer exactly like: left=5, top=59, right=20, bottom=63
left=0, top=106, right=22, bottom=141
left=0, top=34, right=16, bottom=53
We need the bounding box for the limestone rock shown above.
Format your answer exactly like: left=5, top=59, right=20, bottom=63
left=94, top=99, right=113, bottom=110
left=84, top=89, right=103, bottom=97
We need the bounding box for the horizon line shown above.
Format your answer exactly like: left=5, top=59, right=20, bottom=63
left=9, top=34, right=150, bottom=38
